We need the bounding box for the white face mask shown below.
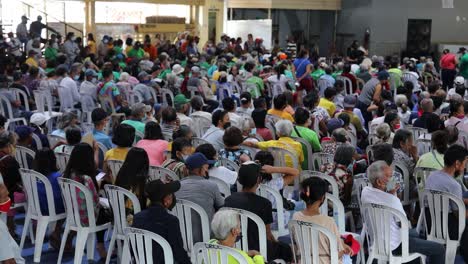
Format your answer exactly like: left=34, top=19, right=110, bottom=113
left=182, top=154, right=190, bottom=161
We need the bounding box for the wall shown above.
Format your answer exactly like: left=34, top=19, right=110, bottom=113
left=337, top=0, right=468, bottom=56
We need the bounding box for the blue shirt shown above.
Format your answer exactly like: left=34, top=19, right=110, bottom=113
left=93, top=129, right=113, bottom=150
left=293, top=58, right=312, bottom=79
left=319, top=74, right=336, bottom=87
left=37, top=171, right=64, bottom=215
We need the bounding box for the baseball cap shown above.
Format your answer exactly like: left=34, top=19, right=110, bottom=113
left=191, top=66, right=200, bottom=73
left=458, top=47, right=466, bottom=54
left=384, top=101, right=398, bottom=111
left=85, top=69, right=98, bottom=77
left=15, top=126, right=34, bottom=141
left=131, top=103, right=152, bottom=116
left=172, top=64, right=185, bottom=75
left=146, top=179, right=181, bottom=203
left=327, top=118, right=344, bottom=134
left=377, top=70, right=390, bottom=81
left=30, top=113, right=50, bottom=126
left=91, top=108, right=109, bottom=123
left=343, top=95, right=356, bottom=108
left=174, top=94, right=190, bottom=106
left=21, top=15, right=29, bottom=20
left=455, top=76, right=465, bottom=85
left=238, top=161, right=262, bottom=188
left=185, top=153, right=215, bottom=170
left=137, top=71, right=150, bottom=80
left=278, top=53, right=287, bottom=60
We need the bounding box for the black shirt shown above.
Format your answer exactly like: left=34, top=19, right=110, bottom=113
left=0, top=152, right=21, bottom=200
left=224, top=192, right=273, bottom=251
left=132, top=204, right=191, bottom=264
left=30, top=21, right=46, bottom=37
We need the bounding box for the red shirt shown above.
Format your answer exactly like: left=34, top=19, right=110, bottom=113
left=144, top=45, right=158, bottom=61
left=440, top=53, right=457, bottom=70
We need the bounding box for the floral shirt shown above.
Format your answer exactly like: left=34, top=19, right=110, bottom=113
left=320, top=163, right=352, bottom=203
left=70, top=174, right=99, bottom=227
left=219, top=148, right=252, bottom=165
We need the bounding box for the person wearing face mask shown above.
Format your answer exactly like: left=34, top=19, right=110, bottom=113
left=209, top=209, right=266, bottom=264
left=384, top=112, right=401, bottom=133
left=122, top=103, right=152, bottom=135
left=444, top=100, right=468, bottom=132
left=162, top=138, right=191, bottom=179
left=293, top=177, right=355, bottom=263
left=174, top=94, right=194, bottom=128
left=291, top=107, right=321, bottom=170
left=79, top=69, right=98, bottom=108
left=132, top=179, right=191, bottom=264
left=425, top=144, right=468, bottom=261
left=362, top=161, right=445, bottom=264
left=57, top=65, right=81, bottom=111
left=392, top=129, right=418, bottom=177
left=63, top=32, right=80, bottom=65
left=202, top=110, right=231, bottom=151
left=175, top=153, right=224, bottom=243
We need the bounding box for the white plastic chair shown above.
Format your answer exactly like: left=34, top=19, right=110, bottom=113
left=47, top=134, right=65, bottom=148
left=107, top=159, right=124, bottom=183
left=317, top=78, right=329, bottom=97
left=192, top=137, right=211, bottom=149
left=393, top=161, right=417, bottom=208
left=0, top=95, right=27, bottom=126
left=257, top=184, right=288, bottom=237
left=148, top=165, right=179, bottom=182
left=361, top=203, right=426, bottom=264
left=33, top=90, right=62, bottom=132
left=19, top=169, right=67, bottom=263
left=288, top=220, right=339, bottom=264
left=31, top=133, right=43, bottom=150
left=311, top=152, right=334, bottom=171
left=57, top=177, right=112, bottom=264
left=192, top=242, right=249, bottom=264
left=336, top=76, right=353, bottom=95
left=292, top=136, right=314, bottom=170
left=220, top=207, right=268, bottom=260
left=104, top=185, right=142, bottom=264
left=209, top=176, right=231, bottom=198
left=98, top=96, right=126, bottom=120
left=416, top=139, right=432, bottom=156
left=418, top=190, right=466, bottom=264
left=301, top=170, right=339, bottom=197
left=267, top=146, right=300, bottom=190
left=121, top=227, right=174, bottom=264
left=190, top=114, right=212, bottom=138
left=171, top=199, right=210, bottom=255
left=368, top=133, right=380, bottom=146
left=218, top=157, right=240, bottom=172
left=413, top=167, right=435, bottom=207
left=54, top=152, right=70, bottom=173
left=9, top=88, right=30, bottom=111
left=14, top=145, right=35, bottom=169
left=161, top=88, right=175, bottom=107
left=408, top=127, right=427, bottom=143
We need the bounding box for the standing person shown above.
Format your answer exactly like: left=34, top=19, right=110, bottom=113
left=6, top=32, right=22, bottom=60
left=86, top=33, right=97, bottom=56
left=293, top=49, right=313, bottom=104
left=356, top=71, right=389, bottom=128
left=16, top=15, right=29, bottom=47
left=244, top=34, right=255, bottom=53
left=440, top=49, right=458, bottom=90
left=63, top=32, right=80, bottom=65
left=29, top=15, right=57, bottom=41
left=458, top=47, right=468, bottom=80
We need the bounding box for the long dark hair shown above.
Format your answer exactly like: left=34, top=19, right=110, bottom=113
left=33, top=148, right=59, bottom=176
left=115, top=147, right=149, bottom=204
left=144, top=122, right=164, bottom=140
left=63, top=143, right=98, bottom=187
left=255, top=151, right=275, bottom=182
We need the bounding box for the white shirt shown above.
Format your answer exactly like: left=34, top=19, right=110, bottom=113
left=0, top=220, right=24, bottom=263
left=190, top=111, right=212, bottom=121
left=361, top=186, right=406, bottom=250
left=210, top=166, right=237, bottom=185
left=369, top=116, right=385, bottom=133
left=267, top=74, right=288, bottom=95
left=228, top=112, right=242, bottom=129
left=177, top=113, right=194, bottom=128
left=79, top=80, right=98, bottom=100
left=202, top=126, right=225, bottom=150
left=59, top=76, right=81, bottom=110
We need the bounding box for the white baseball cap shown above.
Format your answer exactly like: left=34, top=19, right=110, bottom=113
left=30, top=113, right=50, bottom=126
left=455, top=76, right=465, bottom=85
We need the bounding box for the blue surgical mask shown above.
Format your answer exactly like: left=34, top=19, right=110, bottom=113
left=386, top=176, right=397, bottom=192
left=74, top=75, right=80, bottom=81
left=250, top=128, right=256, bottom=135
left=347, top=160, right=355, bottom=172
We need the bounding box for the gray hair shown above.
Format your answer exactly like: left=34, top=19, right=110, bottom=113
left=359, top=64, right=369, bottom=72
left=211, top=210, right=239, bottom=240
left=334, top=143, right=356, bottom=166
left=332, top=128, right=348, bottom=143
left=367, top=160, right=389, bottom=186
left=395, top=94, right=408, bottom=107
left=376, top=123, right=391, bottom=141
left=275, top=120, right=293, bottom=137
left=240, top=117, right=254, bottom=133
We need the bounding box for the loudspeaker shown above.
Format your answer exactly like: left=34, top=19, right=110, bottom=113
left=406, top=19, right=432, bottom=57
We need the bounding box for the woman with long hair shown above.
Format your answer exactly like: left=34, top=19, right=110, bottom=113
left=136, top=122, right=169, bottom=166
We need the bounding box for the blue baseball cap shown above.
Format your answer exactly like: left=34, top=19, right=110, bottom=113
left=185, top=153, right=215, bottom=170
left=15, top=125, right=34, bottom=141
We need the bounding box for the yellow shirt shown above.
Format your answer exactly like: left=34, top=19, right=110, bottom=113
left=319, top=98, right=336, bottom=117
left=257, top=137, right=304, bottom=168
left=25, top=57, right=38, bottom=68
left=104, top=147, right=129, bottom=161
left=267, top=108, right=294, bottom=123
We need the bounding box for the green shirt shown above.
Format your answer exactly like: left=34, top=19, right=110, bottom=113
left=158, top=69, right=172, bottom=80
left=121, top=120, right=146, bottom=135
left=246, top=76, right=264, bottom=98
left=459, top=53, right=468, bottom=79
left=311, top=69, right=325, bottom=80
left=332, top=70, right=343, bottom=79
left=416, top=151, right=444, bottom=170
left=291, top=126, right=322, bottom=170
left=44, top=47, right=58, bottom=61
left=127, top=48, right=144, bottom=59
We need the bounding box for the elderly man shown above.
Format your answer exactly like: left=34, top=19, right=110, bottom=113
left=175, top=153, right=224, bottom=243
left=202, top=110, right=230, bottom=151
left=121, top=103, right=151, bottom=134
left=244, top=119, right=304, bottom=168
left=361, top=161, right=445, bottom=263
left=413, top=98, right=443, bottom=130
left=174, top=94, right=193, bottom=128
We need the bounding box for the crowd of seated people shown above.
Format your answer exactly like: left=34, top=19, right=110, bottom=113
left=0, top=24, right=468, bottom=264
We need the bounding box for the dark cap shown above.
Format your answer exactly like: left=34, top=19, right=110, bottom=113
left=377, top=70, right=390, bottom=81
left=185, top=153, right=215, bottom=170
left=238, top=161, right=262, bottom=188
left=91, top=108, right=108, bottom=123
left=146, top=179, right=181, bottom=203
left=0, top=131, right=12, bottom=148
left=15, top=125, right=34, bottom=141
left=343, top=95, right=356, bottom=108
left=21, top=15, right=29, bottom=20
left=384, top=101, right=398, bottom=111
left=458, top=47, right=466, bottom=54
left=327, top=118, right=344, bottom=134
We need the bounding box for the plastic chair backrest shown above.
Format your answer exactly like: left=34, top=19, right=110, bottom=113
left=47, top=134, right=65, bottom=148
left=172, top=199, right=211, bottom=254
left=209, top=176, right=231, bottom=198
left=409, top=127, right=427, bottom=143
left=458, top=131, right=468, bottom=149
left=161, top=88, right=174, bottom=107
left=10, top=88, right=30, bottom=111
left=220, top=207, right=268, bottom=260
left=104, top=185, right=141, bottom=239
left=311, top=152, right=334, bottom=171
left=288, top=220, right=339, bottom=264
left=218, top=158, right=240, bottom=172
left=192, top=137, right=211, bottom=149
left=356, top=78, right=365, bottom=90
left=15, top=146, right=35, bottom=169
left=190, top=115, right=212, bottom=138
left=20, top=168, right=58, bottom=217
left=99, top=95, right=117, bottom=114
left=368, top=133, right=379, bottom=146
left=393, top=161, right=413, bottom=206
left=362, top=202, right=412, bottom=260
left=292, top=136, right=314, bottom=170
left=187, top=86, right=199, bottom=98
left=31, top=133, right=43, bottom=150
left=416, top=138, right=432, bottom=155
left=257, top=184, right=288, bottom=237
left=336, top=76, right=353, bottom=95
left=148, top=165, right=179, bottom=182
left=301, top=170, right=339, bottom=197
left=0, top=94, right=14, bottom=119
left=320, top=193, right=346, bottom=234
left=317, top=78, right=329, bottom=97
left=58, top=177, right=98, bottom=228
left=192, top=242, right=248, bottom=264
left=353, top=177, right=370, bottom=209
left=107, top=159, right=124, bottom=182
left=122, top=227, right=174, bottom=264
left=421, top=190, right=466, bottom=244
left=414, top=167, right=435, bottom=203
left=55, top=152, right=70, bottom=173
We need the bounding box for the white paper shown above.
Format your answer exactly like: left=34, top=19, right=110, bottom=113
left=96, top=172, right=106, bottom=182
